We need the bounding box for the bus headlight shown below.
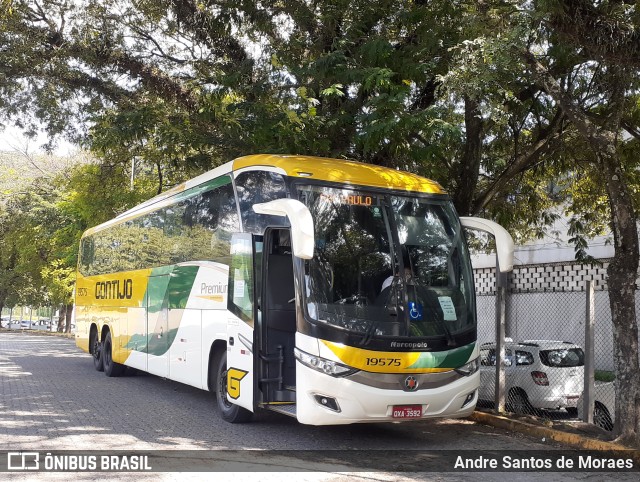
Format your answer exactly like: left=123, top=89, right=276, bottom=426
left=294, top=348, right=358, bottom=377
left=454, top=357, right=479, bottom=376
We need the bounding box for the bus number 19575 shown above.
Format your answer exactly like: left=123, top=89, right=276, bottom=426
left=365, top=357, right=401, bottom=367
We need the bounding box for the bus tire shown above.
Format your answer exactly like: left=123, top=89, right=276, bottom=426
left=90, top=328, right=104, bottom=372
left=103, top=331, right=125, bottom=377
left=213, top=351, right=252, bottom=423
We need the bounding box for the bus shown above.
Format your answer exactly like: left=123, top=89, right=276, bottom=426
left=75, top=154, right=513, bottom=425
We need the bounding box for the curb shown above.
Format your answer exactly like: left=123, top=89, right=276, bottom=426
left=470, top=411, right=640, bottom=462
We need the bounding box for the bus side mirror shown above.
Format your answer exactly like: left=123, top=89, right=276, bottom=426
left=253, top=199, right=315, bottom=259
left=459, top=216, right=514, bottom=273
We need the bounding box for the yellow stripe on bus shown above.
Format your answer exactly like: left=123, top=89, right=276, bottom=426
left=196, top=295, right=224, bottom=302
left=75, top=269, right=153, bottom=307
left=321, top=341, right=452, bottom=374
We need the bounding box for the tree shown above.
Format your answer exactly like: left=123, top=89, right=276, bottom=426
left=524, top=1, right=640, bottom=445
left=1, top=1, right=567, bottom=226
left=448, top=0, right=640, bottom=446
left=0, top=151, right=158, bottom=332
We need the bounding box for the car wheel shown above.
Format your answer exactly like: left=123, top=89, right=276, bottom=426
left=594, top=403, right=613, bottom=431
left=507, top=389, right=535, bottom=415
left=212, top=351, right=252, bottom=423
left=90, top=329, right=104, bottom=372
left=103, top=331, right=125, bottom=377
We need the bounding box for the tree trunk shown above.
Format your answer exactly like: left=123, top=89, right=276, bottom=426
left=525, top=54, right=640, bottom=446
left=64, top=304, right=73, bottom=333
left=598, top=146, right=640, bottom=446
left=57, top=304, right=66, bottom=333
left=453, top=96, right=483, bottom=215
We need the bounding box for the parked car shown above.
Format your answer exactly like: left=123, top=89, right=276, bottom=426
left=479, top=340, right=584, bottom=414
left=577, top=381, right=615, bottom=431
left=20, top=320, right=32, bottom=329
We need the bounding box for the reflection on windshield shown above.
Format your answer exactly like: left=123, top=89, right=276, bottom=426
left=298, top=185, right=475, bottom=344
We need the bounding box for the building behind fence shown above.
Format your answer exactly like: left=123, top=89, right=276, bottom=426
left=472, top=250, right=639, bottom=426
left=473, top=259, right=633, bottom=373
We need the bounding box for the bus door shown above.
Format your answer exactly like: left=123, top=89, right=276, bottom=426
left=259, top=228, right=297, bottom=405
left=146, top=271, right=170, bottom=377
left=226, top=233, right=259, bottom=413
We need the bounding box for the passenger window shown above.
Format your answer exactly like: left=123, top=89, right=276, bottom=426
left=235, top=171, right=289, bottom=234
left=480, top=348, right=493, bottom=366
left=79, top=237, right=95, bottom=275
left=515, top=350, right=534, bottom=366
left=480, top=348, right=513, bottom=366
left=82, top=176, right=239, bottom=275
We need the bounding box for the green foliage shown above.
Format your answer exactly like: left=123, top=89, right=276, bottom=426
left=41, top=260, right=75, bottom=305
left=595, top=370, right=616, bottom=382
left=0, top=0, right=639, bottom=286
left=0, top=151, right=161, bottom=309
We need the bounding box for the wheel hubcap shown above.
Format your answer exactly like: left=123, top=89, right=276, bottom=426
left=93, top=339, right=101, bottom=360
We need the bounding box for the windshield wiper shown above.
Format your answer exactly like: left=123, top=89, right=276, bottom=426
left=435, top=314, right=456, bottom=347
left=359, top=276, right=402, bottom=346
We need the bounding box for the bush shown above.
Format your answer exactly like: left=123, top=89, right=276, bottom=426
left=595, top=370, right=615, bottom=382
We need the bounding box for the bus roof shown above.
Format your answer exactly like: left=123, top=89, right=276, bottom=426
left=232, top=154, right=445, bottom=194
left=85, top=154, right=445, bottom=237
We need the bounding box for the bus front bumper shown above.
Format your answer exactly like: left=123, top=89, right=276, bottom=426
left=295, top=362, right=479, bottom=425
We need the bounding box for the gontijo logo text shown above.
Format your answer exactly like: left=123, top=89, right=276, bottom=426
left=95, top=279, right=133, bottom=300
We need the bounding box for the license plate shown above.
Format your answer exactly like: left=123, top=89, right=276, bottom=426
left=392, top=405, right=423, bottom=418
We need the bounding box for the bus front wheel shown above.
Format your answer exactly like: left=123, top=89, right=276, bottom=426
left=213, top=351, right=252, bottom=423
left=103, top=331, right=125, bottom=377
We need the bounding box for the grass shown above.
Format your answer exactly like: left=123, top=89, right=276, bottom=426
left=595, top=370, right=615, bottom=382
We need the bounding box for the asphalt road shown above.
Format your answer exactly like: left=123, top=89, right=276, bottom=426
left=0, top=331, right=635, bottom=481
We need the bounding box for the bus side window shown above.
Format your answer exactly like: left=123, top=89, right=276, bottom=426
left=234, top=171, right=289, bottom=234
left=199, top=182, right=239, bottom=266
left=79, top=236, right=95, bottom=276
left=228, top=233, right=255, bottom=324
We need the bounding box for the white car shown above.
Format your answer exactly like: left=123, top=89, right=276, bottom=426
left=577, top=381, right=615, bottom=431
left=479, top=340, right=584, bottom=414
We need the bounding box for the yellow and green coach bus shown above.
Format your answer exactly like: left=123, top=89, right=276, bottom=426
left=75, top=154, right=513, bottom=425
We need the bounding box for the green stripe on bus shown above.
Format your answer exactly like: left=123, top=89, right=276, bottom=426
left=406, top=342, right=475, bottom=369
left=126, top=264, right=201, bottom=356
left=172, top=175, right=232, bottom=204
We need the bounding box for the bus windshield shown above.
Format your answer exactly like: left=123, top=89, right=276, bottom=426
left=297, top=185, right=475, bottom=345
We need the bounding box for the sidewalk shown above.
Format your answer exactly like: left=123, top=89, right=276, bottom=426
left=470, top=411, right=640, bottom=462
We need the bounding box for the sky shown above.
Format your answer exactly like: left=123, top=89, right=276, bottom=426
left=0, top=125, right=76, bottom=156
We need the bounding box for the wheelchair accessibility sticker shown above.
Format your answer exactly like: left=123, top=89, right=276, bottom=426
left=408, top=302, right=423, bottom=321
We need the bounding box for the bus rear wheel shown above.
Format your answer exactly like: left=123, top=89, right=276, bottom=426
left=103, top=331, right=125, bottom=377
left=213, top=351, right=252, bottom=423
left=90, top=329, right=104, bottom=372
